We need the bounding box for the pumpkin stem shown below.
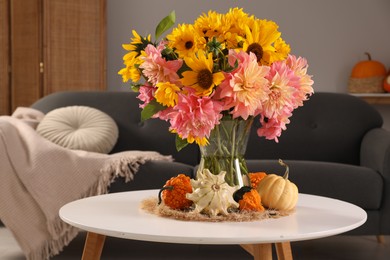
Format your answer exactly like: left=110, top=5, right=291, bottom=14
left=278, top=159, right=289, bottom=179
left=158, top=186, right=174, bottom=205
left=364, top=52, right=372, bottom=61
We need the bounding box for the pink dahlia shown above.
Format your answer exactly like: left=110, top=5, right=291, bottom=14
left=159, top=88, right=223, bottom=146
left=137, top=84, right=155, bottom=108
left=257, top=115, right=291, bottom=142
left=215, top=51, right=270, bottom=119
left=286, top=55, right=314, bottom=107
left=257, top=56, right=314, bottom=142
left=261, top=60, right=299, bottom=119
left=140, top=43, right=183, bottom=85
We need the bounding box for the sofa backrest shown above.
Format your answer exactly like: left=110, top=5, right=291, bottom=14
left=246, top=92, right=383, bottom=165
left=32, top=91, right=383, bottom=166
left=31, top=91, right=200, bottom=165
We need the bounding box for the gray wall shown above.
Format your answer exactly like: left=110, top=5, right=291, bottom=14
left=107, top=0, right=390, bottom=129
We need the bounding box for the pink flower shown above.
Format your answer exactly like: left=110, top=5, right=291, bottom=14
left=257, top=115, right=291, bottom=142
left=140, top=44, right=183, bottom=85
left=256, top=55, right=314, bottom=141
left=159, top=88, right=223, bottom=145
left=215, top=51, right=270, bottom=120
left=261, top=61, right=298, bottom=120
left=286, top=55, right=314, bottom=107
left=137, top=84, right=155, bottom=108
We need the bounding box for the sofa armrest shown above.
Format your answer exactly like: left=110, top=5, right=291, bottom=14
left=361, top=128, right=390, bottom=233
left=361, top=128, right=390, bottom=178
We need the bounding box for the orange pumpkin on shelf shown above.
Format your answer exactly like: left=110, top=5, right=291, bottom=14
left=350, top=52, right=386, bottom=78
left=384, top=70, right=390, bottom=93
left=348, top=52, right=387, bottom=93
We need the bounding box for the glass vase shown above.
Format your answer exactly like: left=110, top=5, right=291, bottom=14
left=198, top=116, right=253, bottom=187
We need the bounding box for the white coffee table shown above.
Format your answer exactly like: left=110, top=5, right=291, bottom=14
left=59, top=190, right=366, bottom=260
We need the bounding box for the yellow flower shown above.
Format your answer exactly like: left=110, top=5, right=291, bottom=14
left=194, top=11, right=225, bottom=39
left=187, top=135, right=209, bottom=146
left=118, top=63, right=142, bottom=83
left=171, top=131, right=209, bottom=146
left=124, top=30, right=151, bottom=52
left=181, top=51, right=225, bottom=96
left=155, top=82, right=181, bottom=107
left=271, top=38, right=291, bottom=64
left=194, top=11, right=230, bottom=44
left=118, top=30, right=151, bottom=83
left=167, top=24, right=205, bottom=58
left=242, top=19, right=289, bottom=65
left=222, top=8, right=254, bottom=48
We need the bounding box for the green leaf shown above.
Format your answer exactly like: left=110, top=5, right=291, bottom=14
left=175, top=135, right=189, bottom=151
left=155, top=11, right=176, bottom=39
left=130, top=84, right=141, bottom=92
left=140, top=100, right=165, bottom=121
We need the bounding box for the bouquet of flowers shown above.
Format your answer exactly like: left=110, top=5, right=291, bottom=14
left=119, top=8, right=314, bottom=151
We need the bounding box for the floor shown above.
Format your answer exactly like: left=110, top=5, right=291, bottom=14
left=1, top=228, right=389, bottom=260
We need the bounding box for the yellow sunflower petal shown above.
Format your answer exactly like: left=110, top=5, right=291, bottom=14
left=212, top=72, right=225, bottom=86
left=181, top=71, right=199, bottom=86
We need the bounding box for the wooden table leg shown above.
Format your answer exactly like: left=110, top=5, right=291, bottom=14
left=241, top=243, right=273, bottom=260
left=377, top=235, right=385, bottom=244
left=241, top=242, right=293, bottom=260
left=275, top=242, right=293, bottom=260
left=81, top=232, right=106, bottom=260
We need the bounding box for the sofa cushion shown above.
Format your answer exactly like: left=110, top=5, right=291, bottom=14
left=247, top=159, right=383, bottom=210
left=31, top=91, right=200, bottom=165
left=245, top=93, right=383, bottom=165
left=36, top=106, right=118, bottom=154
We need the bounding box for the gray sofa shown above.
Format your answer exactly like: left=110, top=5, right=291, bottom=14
left=30, top=91, right=390, bottom=237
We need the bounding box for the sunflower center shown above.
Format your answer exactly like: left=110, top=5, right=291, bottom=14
left=185, top=41, right=194, bottom=50
left=197, top=69, right=213, bottom=89
left=247, top=43, right=263, bottom=62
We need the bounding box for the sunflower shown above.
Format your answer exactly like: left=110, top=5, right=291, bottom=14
left=223, top=7, right=254, bottom=48
left=118, top=30, right=151, bottom=82
left=242, top=19, right=289, bottom=65
left=181, top=51, right=225, bottom=96
left=124, top=30, right=151, bottom=52
left=166, top=24, right=205, bottom=58
left=118, top=60, right=142, bottom=83
left=270, top=38, right=291, bottom=64
left=155, top=82, right=181, bottom=107
left=194, top=10, right=230, bottom=44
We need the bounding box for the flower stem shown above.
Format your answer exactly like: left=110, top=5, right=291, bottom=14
left=199, top=117, right=253, bottom=186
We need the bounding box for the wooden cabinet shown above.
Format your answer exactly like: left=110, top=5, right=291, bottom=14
left=0, top=0, right=106, bottom=115
left=0, top=0, right=10, bottom=115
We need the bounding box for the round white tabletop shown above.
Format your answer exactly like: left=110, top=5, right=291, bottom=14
left=59, top=190, right=367, bottom=245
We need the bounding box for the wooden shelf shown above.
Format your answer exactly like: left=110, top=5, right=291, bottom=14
left=350, top=93, right=390, bottom=105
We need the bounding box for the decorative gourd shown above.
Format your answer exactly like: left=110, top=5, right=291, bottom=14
left=186, top=169, right=239, bottom=216
left=351, top=52, right=386, bottom=78
left=248, top=172, right=267, bottom=189
left=233, top=186, right=265, bottom=212
left=256, top=159, right=298, bottom=211
left=158, top=174, right=193, bottom=210
left=384, top=70, right=390, bottom=92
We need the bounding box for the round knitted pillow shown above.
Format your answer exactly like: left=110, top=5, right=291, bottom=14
left=37, top=106, right=118, bottom=154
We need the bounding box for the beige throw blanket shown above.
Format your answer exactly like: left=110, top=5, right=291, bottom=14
left=0, top=115, right=172, bottom=260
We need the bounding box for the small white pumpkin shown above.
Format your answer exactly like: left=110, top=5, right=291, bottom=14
left=186, top=169, right=239, bottom=216
left=256, top=159, right=298, bottom=211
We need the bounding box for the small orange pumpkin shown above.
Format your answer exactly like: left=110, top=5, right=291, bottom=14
left=233, top=186, right=265, bottom=212
left=158, top=174, right=193, bottom=210
left=248, top=172, right=267, bottom=189
left=384, top=70, right=390, bottom=92
left=351, top=52, right=386, bottom=78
